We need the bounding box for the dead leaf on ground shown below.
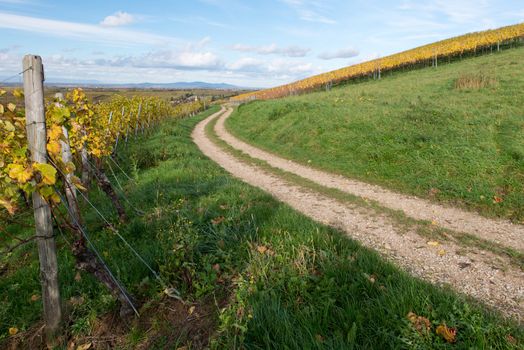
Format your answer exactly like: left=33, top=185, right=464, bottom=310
left=211, top=216, right=225, bottom=225
left=30, top=294, right=40, bottom=302
left=438, top=249, right=446, bottom=257
left=188, top=306, right=195, bottom=315
left=8, top=327, right=18, bottom=336
left=427, top=241, right=440, bottom=246
left=407, top=312, right=431, bottom=334
left=493, top=195, right=504, bottom=204
left=76, top=343, right=92, bottom=350
left=436, top=324, right=457, bottom=343
left=506, top=334, right=516, bottom=344
left=74, top=272, right=82, bottom=281
left=363, top=272, right=377, bottom=283
left=257, top=245, right=268, bottom=254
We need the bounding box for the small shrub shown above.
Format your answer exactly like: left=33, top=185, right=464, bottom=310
left=454, top=72, right=498, bottom=90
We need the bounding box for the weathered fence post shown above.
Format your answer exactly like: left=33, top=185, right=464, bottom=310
left=55, top=93, right=82, bottom=228
left=23, top=55, right=62, bottom=342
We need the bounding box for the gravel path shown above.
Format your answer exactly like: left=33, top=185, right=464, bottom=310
left=216, top=108, right=524, bottom=252
left=193, top=107, right=524, bottom=321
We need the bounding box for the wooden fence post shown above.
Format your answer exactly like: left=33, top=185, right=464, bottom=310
left=23, top=55, right=62, bottom=341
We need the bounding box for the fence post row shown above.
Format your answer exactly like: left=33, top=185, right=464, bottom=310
left=22, top=55, right=62, bottom=341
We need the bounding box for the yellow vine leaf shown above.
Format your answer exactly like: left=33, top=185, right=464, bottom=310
left=0, top=103, right=4, bottom=115
left=12, top=89, right=24, bottom=98
left=48, top=124, right=63, bottom=140
left=4, top=120, right=15, bottom=132
left=0, top=89, right=6, bottom=97
left=64, top=161, right=76, bottom=174
left=7, top=164, right=33, bottom=184
left=71, top=176, right=87, bottom=191
left=7, top=103, right=16, bottom=112
left=46, top=141, right=61, bottom=156
left=33, top=163, right=57, bottom=185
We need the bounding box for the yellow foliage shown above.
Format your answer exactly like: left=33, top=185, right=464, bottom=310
left=33, top=163, right=57, bottom=185
left=7, top=164, right=33, bottom=184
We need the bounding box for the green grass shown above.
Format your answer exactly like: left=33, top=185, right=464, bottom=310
left=227, top=47, right=524, bottom=222
left=205, top=112, right=524, bottom=270
left=1, top=107, right=523, bottom=349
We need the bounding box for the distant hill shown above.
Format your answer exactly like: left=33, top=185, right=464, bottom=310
left=1, top=79, right=249, bottom=90
left=129, top=82, right=244, bottom=90
left=44, top=80, right=245, bottom=90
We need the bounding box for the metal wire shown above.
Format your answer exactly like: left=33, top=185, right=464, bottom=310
left=53, top=187, right=139, bottom=316
left=47, top=156, right=171, bottom=293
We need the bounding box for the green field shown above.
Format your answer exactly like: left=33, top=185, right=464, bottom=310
left=2, top=107, right=522, bottom=349
left=227, top=47, right=524, bottom=222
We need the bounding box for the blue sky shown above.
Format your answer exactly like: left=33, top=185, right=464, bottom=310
left=1, top=0, right=523, bottom=87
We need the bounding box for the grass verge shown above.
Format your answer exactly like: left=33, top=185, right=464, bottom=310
left=206, top=112, right=524, bottom=270
left=227, top=46, right=524, bottom=222
left=0, top=106, right=522, bottom=349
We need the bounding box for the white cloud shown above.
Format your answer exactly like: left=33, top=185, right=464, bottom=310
left=318, top=47, right=359, bottom=60
left=227, top=57, right=264, bottom=71
left=231, top=43, right=310, bottom=57
left=100, top=11, right=136, bottom=27
left=0, top=12, right=181, bottom=47
left=281, top=0, right=337, bottom=24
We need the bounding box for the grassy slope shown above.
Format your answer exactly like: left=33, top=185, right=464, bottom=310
left=227, top=47, right=524, bottom=222
left=1, top=107, right=522, bottom=349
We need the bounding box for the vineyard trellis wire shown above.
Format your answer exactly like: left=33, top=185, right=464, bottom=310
left=1, top=55, right=206, bottom=339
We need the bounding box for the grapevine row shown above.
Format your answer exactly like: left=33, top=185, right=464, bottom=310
left=0, top=88, right=204, bottom=215
left=231, top=22, right=524, bottom=102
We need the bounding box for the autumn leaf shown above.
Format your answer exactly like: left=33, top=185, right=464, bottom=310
left=48, top=124, right=63, bottom=141
left=0, top=198, right=17, bottom=215
left=427, top=241, right=440, bottom=246
left=76, top=342, right=92, bottom=350
left=12, top=89, right=24, bottom=98
left=46, top=140, right=61, bottom=156
left=7, top=103, right=16, bottom=112
left=0, top=104, right=4, bottom=115
left=33, top=163, right=57, bottom=185
left=257, top=245, right=268, bottom=254
left=8, top=327, right=18, bottom=336
left=7, top=164, right=33, bottom=184
left=211, top=216, right=225, bottom=225
left=188, top=306, right=195, bottom=315
left=436, top=324, right=457, bottom=343
left=3, top=120, right=15, bottom=132
left=493, top=195, right=503, bottom=204
left=30, top=294, right=40, bottom=302
left=407, top=311, right=431, bottom=334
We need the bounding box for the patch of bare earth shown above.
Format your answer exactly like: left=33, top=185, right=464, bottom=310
left=2, top=297, right=217, bottom=350
left=216, top=108, right=524, bottom=252
left=193, top=107, right=524, bottom=321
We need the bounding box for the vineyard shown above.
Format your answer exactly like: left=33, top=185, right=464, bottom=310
left=2, top=14, right=524, bottom=350
left=231, top=22, right=524, bottom=101
left=1, top=56, right=207, bottom=340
